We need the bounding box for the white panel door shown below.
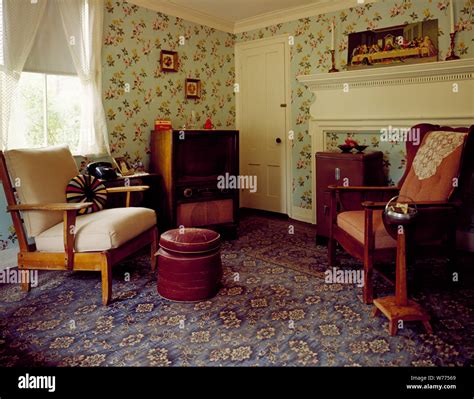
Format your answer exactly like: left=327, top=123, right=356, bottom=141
left=239, top=41, right=287, bottom=213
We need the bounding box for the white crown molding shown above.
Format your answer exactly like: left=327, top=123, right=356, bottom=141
left=297, top=58, right=474, bottom=90
left=233, top=0, right=379, bottom=34
left=126, top=0, right=235, bottom=33
left=126, top=0, right=380, bottom=34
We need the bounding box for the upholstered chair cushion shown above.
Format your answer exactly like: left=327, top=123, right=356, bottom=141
left=4, top=145, right=79, bottom=237
left=399, top=131, right=467, bottom=201
left=337, top=210, right=397, bottom=249
left=35, top=207, right=156, bottom=252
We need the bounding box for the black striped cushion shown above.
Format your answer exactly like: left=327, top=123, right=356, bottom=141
left=66, top=175, right=107, bottom=215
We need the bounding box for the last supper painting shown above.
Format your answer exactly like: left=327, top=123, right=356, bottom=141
left=348, top=20, right=439, bottom=70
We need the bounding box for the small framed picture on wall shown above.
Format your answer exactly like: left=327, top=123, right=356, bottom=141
left=185, top=78, right=201, bottom=99
left=160, top=50, right=179, bottom=72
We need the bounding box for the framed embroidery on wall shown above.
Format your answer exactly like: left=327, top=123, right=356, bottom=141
left=185, top=78, right=201, bottom=99
left=347, top=20, right=438, bottom=70
left=160, top=50, right=179, bottom=72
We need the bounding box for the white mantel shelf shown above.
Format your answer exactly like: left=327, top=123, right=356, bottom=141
left=297, top=58, right=474, bottom=90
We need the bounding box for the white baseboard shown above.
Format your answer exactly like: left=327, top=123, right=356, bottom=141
left=291, top=206, right=314, bottom=224
left=0, top=247, right=18, bottom=270
left=457, top=230, right=474, bottom=252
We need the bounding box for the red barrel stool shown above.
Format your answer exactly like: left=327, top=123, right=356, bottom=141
left=156, top=228, right=223, bottom=302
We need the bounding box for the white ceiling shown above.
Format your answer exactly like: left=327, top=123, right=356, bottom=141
left=168, top=0, right=322, bottom=23
left=128, top=0, right=377, bottom=33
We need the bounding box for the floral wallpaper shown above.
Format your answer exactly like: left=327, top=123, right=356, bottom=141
left=1, top=0, right=473, bottom=252
left=235, top=0, right=473, bottom=209
left=0, top=184, right=17, bottom=252
left=102, top=0, right=236, bottom=166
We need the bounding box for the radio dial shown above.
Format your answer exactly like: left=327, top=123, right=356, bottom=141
left=183, top=188, right=193, bottom=198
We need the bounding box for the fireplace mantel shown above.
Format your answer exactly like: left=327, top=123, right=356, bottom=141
left=297, top=58, right=474, bottom=91
left=295, top=59, right=474, bottom=252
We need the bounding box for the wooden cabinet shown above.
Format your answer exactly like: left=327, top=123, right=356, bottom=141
left=316, top=151, right=386, bottom=239
left=150, top=129, right=239, bottom=237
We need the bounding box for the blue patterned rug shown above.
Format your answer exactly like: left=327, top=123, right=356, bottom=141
left=0, top=213, right=472, bottom=366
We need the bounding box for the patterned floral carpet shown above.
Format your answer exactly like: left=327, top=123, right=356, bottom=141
left=0, top=213, right=472, bottom=367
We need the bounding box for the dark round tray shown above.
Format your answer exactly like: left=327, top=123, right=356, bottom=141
left=382, top=210, right=418, bottom=239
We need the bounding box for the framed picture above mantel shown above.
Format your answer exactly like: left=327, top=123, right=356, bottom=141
left=348, top=19, right=439, bottom=71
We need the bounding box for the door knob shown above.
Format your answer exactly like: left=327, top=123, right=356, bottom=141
left=276, top=138, right=282, bottom=144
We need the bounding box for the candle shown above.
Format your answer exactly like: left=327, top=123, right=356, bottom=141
left=449, top=0, right=455, bottom=33
left=331, top=20, right=335, bottom=50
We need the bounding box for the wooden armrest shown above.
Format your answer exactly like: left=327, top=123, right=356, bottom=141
left=7, top=203, right=93, bottom=212
left=328, top=185, right=399, bottom=192
left=362, top=200, right=462, bottom=210
left=106, top=185, right=149, bottom=193
left=361, top=201, right=389, bottom=210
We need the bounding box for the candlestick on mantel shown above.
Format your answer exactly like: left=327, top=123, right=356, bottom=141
left=445, top=1, right=460, bottom=61
left=329, top=50, right=339, bottom=73
left=449, top=0, right=455, bottom=34
left=446, top=32, right=460, bottom=60
left=331, top=20, right=335, bottom=51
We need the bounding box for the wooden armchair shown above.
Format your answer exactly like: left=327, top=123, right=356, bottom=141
left=0, top=146, right=158, bottom=305
left=328, top=124, right=474, bottom=304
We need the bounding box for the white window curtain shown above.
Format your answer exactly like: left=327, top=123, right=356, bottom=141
left=57, top=0, right=109, bottom=156
left=0, top=0, right=110, bottom=156
left=0, top=0, right=47, bottom=151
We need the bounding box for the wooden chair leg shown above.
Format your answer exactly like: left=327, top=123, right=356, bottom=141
left=372, top=307, right=381, bottom=317
left=151, top=227, right=158, bottom=272
left=363, top=209, right=374, bottom=304
left=101, top=254, right=112, bottom=306
left=21, top=279, right=31, bottom=292
left=363, top=254, right=374, bottom=304
left=389, top=319, right=398, bottom=336
left=422, top=320, right=433, bottom=334
left=18, top=256, right=31, bottom=292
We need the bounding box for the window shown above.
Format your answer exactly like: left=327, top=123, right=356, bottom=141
left=8, top=72, right=82, bottom=152
left=3, top=0, right=83, bottom=153
left=1, top=0, right=109, bottom=156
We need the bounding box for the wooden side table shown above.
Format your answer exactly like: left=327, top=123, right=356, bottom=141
left=373, top=214, right=432, bottom=336
left=316, top=151, right=386, bottom=240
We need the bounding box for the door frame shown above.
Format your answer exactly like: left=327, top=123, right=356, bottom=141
left=235, top=34, right=292, bottom=217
